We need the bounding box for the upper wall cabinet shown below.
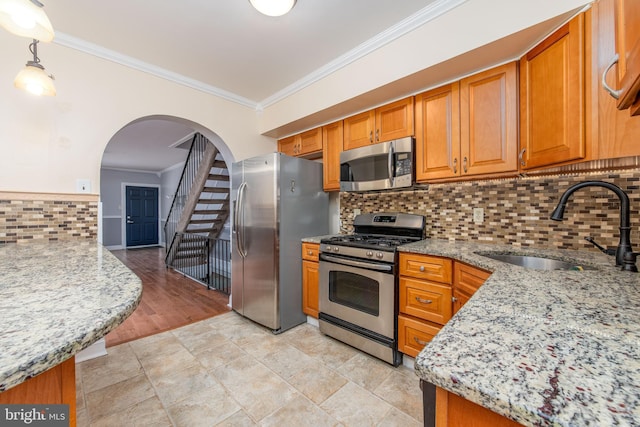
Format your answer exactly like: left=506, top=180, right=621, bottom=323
left=520, top=14, right=586, bottom=170
left=415, top=62, right=518, bottom=182
left=322, top=120, right=343, bottom=192
left=608, top=0, right=640, bottom=114
left=593, top=0, right=640, bottom=159
left=278, top=127, right=323, bottom=159
left=343, top=97, right=414, bottom=150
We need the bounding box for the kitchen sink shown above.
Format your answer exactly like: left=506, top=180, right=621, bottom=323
left=477, top=253, right=597, bottom=271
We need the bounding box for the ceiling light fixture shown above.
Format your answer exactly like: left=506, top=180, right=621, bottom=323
left=14, top=39, right=55, bottom=96
left=249, top=0, right=296, bottom=17
left=0, top=0, right=54, bottom=42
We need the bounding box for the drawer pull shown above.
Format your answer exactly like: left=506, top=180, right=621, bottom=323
left=414, top=337, right=429, bottom=346
left=307, top=250, right=313, bottom=255
left=419, top=265, right=425, bottom=272
left=415, top=297, right=433, bottom=305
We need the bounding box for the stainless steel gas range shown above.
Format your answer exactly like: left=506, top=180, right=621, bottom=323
left=318, top=212, right=425, bottom=366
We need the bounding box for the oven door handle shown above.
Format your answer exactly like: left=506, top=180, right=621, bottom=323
left=320, top=254, right=393, bottom=272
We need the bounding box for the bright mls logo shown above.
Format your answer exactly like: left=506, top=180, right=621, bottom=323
left=1, top=405, right=69, bottom=426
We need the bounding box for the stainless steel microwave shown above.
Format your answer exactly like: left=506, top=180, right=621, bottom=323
left=340, top=137, right=414, bottom=192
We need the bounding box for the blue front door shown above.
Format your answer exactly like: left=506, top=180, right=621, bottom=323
left=126, top=186, right=159, bottom=247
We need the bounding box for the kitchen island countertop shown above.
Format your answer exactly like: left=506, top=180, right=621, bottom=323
left=400, top=239, right=640, bottom=426
left=0, top=241, right=141, bottom=392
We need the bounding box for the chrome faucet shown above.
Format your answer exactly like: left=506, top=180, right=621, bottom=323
left=550, top=180, right=638, bottom=272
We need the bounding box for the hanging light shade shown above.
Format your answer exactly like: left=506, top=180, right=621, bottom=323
left=249, top=0, right=296, bottom=17
left=0, top=0, right=54, bottom=42
left=14, top=39, right=55, bottom=96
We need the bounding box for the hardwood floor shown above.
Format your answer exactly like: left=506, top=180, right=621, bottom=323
left=105, top=247, right=230, bottom=347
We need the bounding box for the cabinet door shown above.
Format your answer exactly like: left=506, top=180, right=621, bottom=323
left=453, top=262, right=491, bottom=315
left=344, top=110, right=375, bottom=150
left=375, top=97, right=414, bottom=143
left=298, top=128, right=323, bottom=156
left=520, top=14, right=586, bottom=169
left=278, top=135, right=298, bottom=156
left=302, top=260, right=319, bottom=318
left=614, top=0, right=640, bottom=113
left=594, top=0, right=640, bottom=158
left=415, top=84, right=461, bottom=181
left=461, top=62, right=518, bottom=176
left=302, top=242, right=320, bottom=262
left=322, top=121, right=343, bottom=191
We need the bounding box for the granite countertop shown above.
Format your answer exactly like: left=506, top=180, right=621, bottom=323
left=0, top=241, right=142, bottom=392
left=400, top=239, right=640, bottom=426
left=301, top=235, right=339, bottom=244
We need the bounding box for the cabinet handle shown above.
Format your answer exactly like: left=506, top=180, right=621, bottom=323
left=369, top=131, right=373, bottom=143
left=463, top=157, right=468, bottom=173
left=419, top=265, right=425, bottom=272
left=414, top=337, right=429, bottom=346
left=602, top=53, right=622, bottom=100
left=415, top=297, right=433, bottom=305
left=307, top=250, right=313, bottom=255
left=375, top=129, right=379, bottom=142
left=519, top=148, right=526, bottom=167
left=452, top=296, right=458, bottom=302
left=453, top=158, right=458, bottom=174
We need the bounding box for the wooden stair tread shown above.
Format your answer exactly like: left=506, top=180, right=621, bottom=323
left=208, top=174, right=229, bottom=181
left=202, top=188, right=230, bottom=194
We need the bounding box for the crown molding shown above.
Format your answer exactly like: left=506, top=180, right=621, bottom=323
left=256, top=0, right=470, bottom=109
left=52, top=0, right=468, bottom=113
left=53, top=33, right=259, bottom=109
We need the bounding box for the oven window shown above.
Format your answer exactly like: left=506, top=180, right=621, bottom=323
left=328, top=271, right=379, bottom=316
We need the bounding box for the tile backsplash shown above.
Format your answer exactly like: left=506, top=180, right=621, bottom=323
left=0, top=193, right=98, bottom=244
left=340, top=169, right=640, bottom=252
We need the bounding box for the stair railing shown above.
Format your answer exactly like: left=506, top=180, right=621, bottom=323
left=164, top=133, right=209, bottom=264
left=170, top=234, right=231, bottom=294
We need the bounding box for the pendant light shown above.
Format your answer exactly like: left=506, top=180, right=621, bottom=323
left=14, top=39, right=55, bottom=96
left=0, top=0, right=54, bottom=42
left=249, top=0, right=296, bottom=17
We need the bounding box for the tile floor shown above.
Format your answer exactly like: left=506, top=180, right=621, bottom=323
left=76, top=312, right=424, bottom=426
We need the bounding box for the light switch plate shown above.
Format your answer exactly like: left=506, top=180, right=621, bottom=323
left=473, top=207, right=484, bottom=224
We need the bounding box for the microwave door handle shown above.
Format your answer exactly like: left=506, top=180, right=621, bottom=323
left=387, top=142, right=395, bottom=187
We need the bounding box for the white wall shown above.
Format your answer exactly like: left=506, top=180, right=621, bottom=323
left=0, top=32, right=274, bottom=195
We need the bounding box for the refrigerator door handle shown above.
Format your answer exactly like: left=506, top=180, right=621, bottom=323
left=234, top=182, right=248, bottom=258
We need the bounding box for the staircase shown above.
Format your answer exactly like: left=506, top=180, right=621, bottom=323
left=164, top=133, right=231, bottom=293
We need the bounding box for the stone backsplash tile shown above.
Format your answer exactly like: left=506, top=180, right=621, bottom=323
left=340, top=170, right=640, bottom=252
left=0, top=198, right=98, bottom=244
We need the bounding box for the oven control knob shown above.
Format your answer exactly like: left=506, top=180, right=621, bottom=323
left=376, top=252, right=384, bottom=259
left=333, top=247, right=339, bottom=253
left=366, top=251, right=373, bottom=257
left=325, top=246, right=331, bottom=252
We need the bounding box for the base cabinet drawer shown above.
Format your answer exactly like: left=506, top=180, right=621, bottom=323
left=400, top=277, right=452, bottom=325
left=398, top=314, right=442, bottom=358
left=399, top=253, right=452, bottom=283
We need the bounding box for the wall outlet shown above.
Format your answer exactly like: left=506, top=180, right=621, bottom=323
left=76, top=179, right=91, bottom=193
left=473, top=207, right=484, bottom=224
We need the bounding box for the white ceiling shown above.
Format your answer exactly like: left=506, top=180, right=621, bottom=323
left=47, top=0, right=436, bottom=172
left=44, top=0, right=582, bottom=173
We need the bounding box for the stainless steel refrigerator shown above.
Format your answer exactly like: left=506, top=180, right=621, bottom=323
left=231, top=153, right=329, bottom=333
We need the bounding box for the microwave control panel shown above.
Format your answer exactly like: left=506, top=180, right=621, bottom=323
left=395, top=153, right=412, bottom=176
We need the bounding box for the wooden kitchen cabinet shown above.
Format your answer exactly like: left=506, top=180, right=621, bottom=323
left=520, top=14, right=587, bottom=169
left=343, top=97, right=414, bottom=150
left=592, top=0, right=640, bottom=159
left=398, top=254, right=491, bottom=358
left=398, top=253, right=452, bottom=357
left=322, top=120, right=343, bottom=191
left=301, top=242, right=320, bottom=318
left=612, top=0, right=640, bottom=114
left=0, top=357, right=77, bottom=427
left=453, top=262, right=491, bottom=315
left=431, top=385, right=524, bottom=427
left=415, top=62, right=518, bottom=182
left=278, top=127, right=323, bottom=158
